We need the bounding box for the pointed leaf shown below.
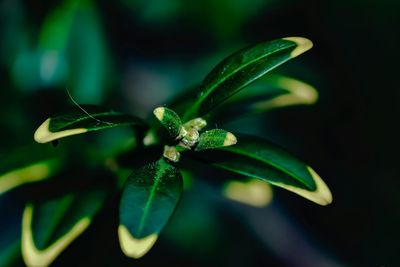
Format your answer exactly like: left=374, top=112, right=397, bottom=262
left=153, top=107, right=183, bottom=139
left=195, top=129, right=237, bottom=151
left=211, top=75, right=318, bottom=122
left=193, top=135, right=332, bottom=205
left=34, top=105, right=147, bottom=143
left=0, top=145, right=65, bottom=195
left=119, top=159, right=183, bottom=259
left=21, top=184, right=109, bottom=267
left=183, top=37, right=313, bottom=120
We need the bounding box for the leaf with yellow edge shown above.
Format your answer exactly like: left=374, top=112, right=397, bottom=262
left=21, top=185, right=108, bottom=267
left=210, top=75, right=318, bottom=122
left=34, top=105, right=147, bottom=143
left=0, top=145, right=65, bottom=195
left=119, top=158, right=182, bottom=258
left=193, top=134, right=332, bottom=206
left=183, top=37, right=313, bottom=120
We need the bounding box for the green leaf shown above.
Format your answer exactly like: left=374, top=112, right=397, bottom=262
left=21, top=184, right=109, bottom=267
left=119, top=159, right=183, bottom=259
left=34, top=105, right=147, bottom=143
left=153, top=107, right=183, bottom=139
left=193, top=135, right=332, bottom=205
left=195, top=129, right=237, bottom=151
left=0, top=144, right=65, bottom=195
left=211, top=75, right=318, bottom=122
left=183, top=37, right=313, bottom=120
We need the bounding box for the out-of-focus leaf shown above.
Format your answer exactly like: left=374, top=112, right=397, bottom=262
left=183, top=37, right=313, bottom=120
left=195, top=129, right=237, bottom=151
left=211, top=75, right=318, bottom=122
left=0, top=194, right=24, bottom=266
left=192, top=134, right=332, bottom=205
left=222, top=178, right=273, bottom=207
left=0, top=144, right=65, bottom=195
left=67, top=0, right=112, bottom=104
left=34, top=105, right=147, bottom=143
left=12, top=0, right=111, bottom=101
left=21, top=183, right=109, bottom=267
left=119, top=159, right=182, bottom=259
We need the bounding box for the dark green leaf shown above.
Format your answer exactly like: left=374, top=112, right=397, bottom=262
left=21, top=183, right=109, bottom=267
left=34, top=105, right=147, bottom=143
left=0, top=144, right=65, bottom=195
left=192, top=134, right=332, bottom=205
left=183, top=37, right=313, bottom=120
left=153, top=107, right=183, bottom=139
left=195, top=129, right=237, bottom=151
left=119, top=159, right=183, bottom=258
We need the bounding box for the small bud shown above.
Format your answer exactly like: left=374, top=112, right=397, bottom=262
left=183, top=118, right=207, bottom=131
left=163, top=145, right=180, bottom=162
left=181, top=128, right=199, bottom=147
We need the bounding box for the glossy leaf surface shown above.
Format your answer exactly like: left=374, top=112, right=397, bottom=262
left=193, top=134, right=332, bottom=205
left=153, top=107, right=183, bottom=139
left=119, top=159, right=182, bottom=258
left=34, top=105, right=147, bottom=143
left=183, top=37, right=313, bottom=120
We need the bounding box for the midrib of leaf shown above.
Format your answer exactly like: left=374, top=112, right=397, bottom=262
left=136, top=161, right=168, bottom=236
left=222, top=146, right=314, bottom=190
left=185, top=42, right=295, bottom=119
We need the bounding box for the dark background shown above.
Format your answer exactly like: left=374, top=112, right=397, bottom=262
left=1, top=0, right=399, bottom=266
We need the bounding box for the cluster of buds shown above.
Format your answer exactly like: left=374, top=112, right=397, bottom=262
left=153, top=107, right=237, bottom=163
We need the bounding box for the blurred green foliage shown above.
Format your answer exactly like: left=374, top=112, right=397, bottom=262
left=1, top=0, right=399, bottom=266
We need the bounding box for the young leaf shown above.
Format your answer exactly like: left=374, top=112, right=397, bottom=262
left=21, top=187, right=108, bottom=267
left=153, top=107, right=184, bottom=139
left=195, top=129, right=237, bottom=151
left=119, top=159, right=183, bottom=259
left=192, top=135, right=332, bottom=205
left=34, top=105, right=147, bottom=143
left=183, top=37, right=313, bottom=120
left=0, top=145, right=65, bottom=195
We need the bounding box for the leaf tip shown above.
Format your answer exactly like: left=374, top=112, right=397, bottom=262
left=224, top=132, right=237, bottom=147
left=283, top=37, right=313, bottom=58
left=118, top=225, right=158, bottom=259
left=153, top=107, right=165, bottom=121
left=34, top=118, right=87, bottom=143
